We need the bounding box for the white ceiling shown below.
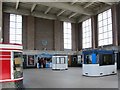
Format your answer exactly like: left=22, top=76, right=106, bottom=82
left=2, top=1, right=120, bottom=23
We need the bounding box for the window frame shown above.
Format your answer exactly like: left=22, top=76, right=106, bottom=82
left=9, top=14, right=22, bottom=44
left=63, top=22, right=72, bottom=50
left=98, top=9, right=113, bottom=46
left=82, top=18, right=92, bottom=49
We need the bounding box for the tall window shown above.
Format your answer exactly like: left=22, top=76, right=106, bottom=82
left=98, top=9, right=112, bottom=46
left=63, top=22, right=72, bottom=49
left=9, top=14, right=22, bottom=44
left=82, top=18, right=92, bottom=49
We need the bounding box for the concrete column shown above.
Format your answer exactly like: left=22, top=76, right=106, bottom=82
left=112, top=4, right=119, bottom=46
left=54, top=20, right=62, bottom=51
left=78, top=23, right=82, bottom=50
left=3, top=13, right=10, bottom=43
left=0, top=1, right=2, bottom=42
left=72, top=23, right=78, bottom=51
left=91, top=15, right=98, bottom=49
left=60, top=21, right=64, bottom=51
left=26, top=16, right=35, bottom=50
left=118, top=3, right=120, bottom=46
left=22, top=16, right=27, bottom=49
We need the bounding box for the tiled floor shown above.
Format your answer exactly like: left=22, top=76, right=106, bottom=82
left=23, top=67, right=118, bottom=88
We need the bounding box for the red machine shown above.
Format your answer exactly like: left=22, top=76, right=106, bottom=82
left=0, top=43, right=23, bottom=83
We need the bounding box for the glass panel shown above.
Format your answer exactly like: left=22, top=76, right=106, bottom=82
left=16, top=29, right=22, bottom=34
left=10, top=14, right=15, bottom=22
left=108, top=17, right=112, bottom=24
left=10, top=40, right=16, bottom=43
left=100, top=54, right=114, bottom=66
left=16, top=40, right=22, bottom=44
left=67, top=45, right=71, bottom=49
left=13, top=52, right=23, bottom=79
left=99, top=34, right=103, bottom=40
left=99, top=40, right=103, bottom=46
left=103, top=26, right=107, bottom=32
left=16, top=35, right=22, bottom=41
left=108, top=31, right=112, bottom=38
left=10, top=22, right=15, bottom=28
left=104, top=39, right=108, bottom=45
left=64, top=39, right=68, bottom=43
left=56, top=57, right=60, bottom=64
left=64, top=44, right=68, bottom=49
left=98, top=14, right=102, bottom=21
left=10, top=14, right=22, bottom=44
left=99, top=27, right=103, bottom=34
left=16, top=22, right=22, bottom=29
left=64, top=22, right=72, bottom=49
left=10, top=28, right=16, bottom=34
left=108, top=38, right=112, bottom=44
left=104, top=32, right=108, bottom=39
left=85, top=55, right=92, bottom=64
left=64, top=34, right=68, bottom=39
left=17, top=15, right=22, bottom=23
left=89, top=19, right=91, bottom=25
left=108, top=9, right=111, bottom=18
left=68, top=39, right=71, bottom=45
left=108, top=24, right=112, bottom=31
left=68, top=23, right=71, bottom=29
left=103, top=11, right=107, bottom=19
left=82, top=22, right=85, bottom=28
left=103, top=19, right=107, bottom=26
left=10, top=35, right=16, bottom=40
left=98, top=21, right=102, bottom=27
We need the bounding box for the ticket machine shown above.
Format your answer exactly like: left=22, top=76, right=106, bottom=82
left=0, top=43, right=23, bottom=88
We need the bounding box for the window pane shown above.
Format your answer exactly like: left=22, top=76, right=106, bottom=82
left=98, top=14, right=102, bottom=21
left=17, top=15, right=22, bottom=23
left=104, top=39, right=108, bottom=45
left=10, top=28, right=15, bottom=34
left=10, top=35, right=16, bottom=40
left=99, top=27, right=103, bottom=34
left=10, top=22, right=15, bottom=28
left=16, top=29, right=22, bottom=34
left=82, top=18, right=92, bottom=48
left=16, top=35, right=22, bottom=40
left=64, top=22, right=72, bottom=49
left=98, top=21, right=102, bottom=27
left=99, top=40, right=103, bottom=46
left=98, top=9, right=112, bottom=46
left=64, top=44, right=68, bottom=49
left=104, top=32, right=108, bottom=39
left=9, top=14, right=22, bottom=44
left=108, top=38, right=112, bottom=44
left=99, top=34, right=103, bottom=40
left=108, top=24, right=112, bottom=31
left=10, top=40, right=16, bottom=43
left=108, top=17, right=112, bottom=24
left=108, top=9, right=111, bottom=18
left=103, top=26, right=107, bottom=32
left=16, top=22, right=22, bottom=29
left=103, top=19, right=107, bottom=26
left=108, top=31, right=112, bottom=38
left=103, top=11, right=107, bottom=19
left=10, top=14, right=15, bottom=22
left=68, top=23, right=71, bottom=29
